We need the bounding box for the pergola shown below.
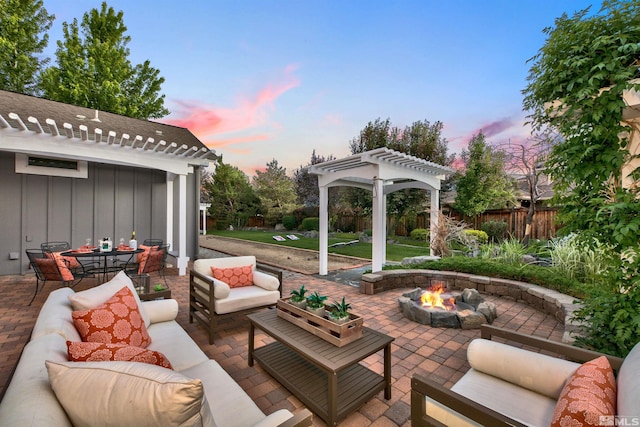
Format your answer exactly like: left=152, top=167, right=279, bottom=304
left=309, top=148, right=454, bottom=275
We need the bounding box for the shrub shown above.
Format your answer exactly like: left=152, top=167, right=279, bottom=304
left=300, top=217, right=320, bottom=231
left=362, top=229, right=373, bottom=237
left=409, top=228, right=429, bottom=241
left=282, top=215, right=297, bottom=230
left=463, top=229, right=488, bottom=245
left=215, top=220, right=229, bottom=231
left=481, top=220, right=508, bottom=242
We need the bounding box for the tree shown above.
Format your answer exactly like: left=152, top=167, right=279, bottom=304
left=252, top=159, right=296, bottom=226
left=522, top=0, right=640, bottom=356
left=0, top=0, right=54, bottom=94
left=204, top=157, right=260, bottom=229
left=40, top=2, right=168, bottom=119
left=293, top=150, right=335, bottom=207
left=498, top=131, right=555, bottom=246
left=522, top=0, right=640, bottom=250
left=453, top=133, right=517, bottom=217
left=348, top=117, right=454, bottom=235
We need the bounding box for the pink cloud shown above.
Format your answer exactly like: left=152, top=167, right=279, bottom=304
left=161, top=65, right=300, bottom=145
left=204, top=134, right=270, bottom=149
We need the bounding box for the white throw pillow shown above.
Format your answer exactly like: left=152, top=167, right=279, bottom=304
left=46, top=360, right=215, bottom=427
left=68, top=270, right=150, bottom=327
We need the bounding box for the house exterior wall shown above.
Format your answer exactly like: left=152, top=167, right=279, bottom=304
left=0, top=151, right=199, bottom=276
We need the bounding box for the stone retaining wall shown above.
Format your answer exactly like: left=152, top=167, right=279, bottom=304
left=359, top=269, right=582, bottom=342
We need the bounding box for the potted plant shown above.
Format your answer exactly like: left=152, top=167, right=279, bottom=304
left=328, top=297, right=352, bottom=324
left=154, top=283, right=166, bottom=292
left=306, top=291, right=327, bottom=317
left=289, top=284, right=308, bottom=309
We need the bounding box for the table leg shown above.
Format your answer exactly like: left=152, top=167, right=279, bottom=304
left=248, top=322, right=255, bottom=367
left=328, top=372, right=338, bottom=426
left=384, top=342, right=392, bottom=399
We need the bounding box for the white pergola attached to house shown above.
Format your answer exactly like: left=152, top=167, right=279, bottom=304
left=309, top=148, right=454, bottom=275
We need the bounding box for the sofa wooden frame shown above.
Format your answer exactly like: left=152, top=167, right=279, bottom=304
left=189, top=263, right=283, bottom=344
left=411, top=324, right=624, bottom=427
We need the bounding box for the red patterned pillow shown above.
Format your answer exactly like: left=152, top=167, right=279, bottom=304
left=72, top=286, right=151, bottom=348
left=67, top=341, right=172, bottom=369
left=211, top=265, right=253, bottom=288
left=551, top=356, right=616, bottom=427
left=34, top=258, right=62, bottom=280
left=44, top=252, right=74, bottom=281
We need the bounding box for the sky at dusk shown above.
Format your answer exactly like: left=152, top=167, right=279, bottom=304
left=42, top=0, right=601, bottom=176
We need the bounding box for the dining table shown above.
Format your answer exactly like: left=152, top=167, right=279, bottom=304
left=61, top=247, right=144, bottom=284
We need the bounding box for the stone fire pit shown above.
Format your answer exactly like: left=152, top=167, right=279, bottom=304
left=398, top=287, right=497, bottom=329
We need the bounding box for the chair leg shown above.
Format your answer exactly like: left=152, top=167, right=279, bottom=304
left=28, top=279, right=41, bottom=306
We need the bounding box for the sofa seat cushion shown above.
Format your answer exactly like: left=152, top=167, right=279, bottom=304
left=181, top=360, right=292, bottom=427
left=147, top=321, right=209, bottom=371
left=450, top=368, right=558, bottom=427
left=31, top=287, right=81, bottom=342
left=0, top=334, right=72, bottom=427
left=46, top=360, right=215, bottom=427
left=214, top=286, right=280, bottom=315
left=617, top=341, right=640, bottom=416
left=72, top=286, right=151, bottom=348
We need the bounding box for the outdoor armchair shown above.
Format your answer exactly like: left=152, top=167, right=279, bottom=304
left=189, top=256, right=283, bottom=344
left=411, top=324, right=636, bottom=427
left=25, top=248, right=80, bottom=305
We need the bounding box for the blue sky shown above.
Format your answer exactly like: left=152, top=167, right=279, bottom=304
left=43, top=0, right=601, bottom=176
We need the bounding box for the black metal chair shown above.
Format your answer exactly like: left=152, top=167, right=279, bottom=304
left=25, top=249, right=77, bottom=305
left=142, top=239, right=163, bottom=246
left=126, top=243, right=170, bottom=288
left=40, top=241, right=93, bottom=281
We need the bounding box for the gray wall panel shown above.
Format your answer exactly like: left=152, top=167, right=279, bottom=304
left=49, top=177, right=73, bottom=242
left=0, top=153, right=22, bottom=275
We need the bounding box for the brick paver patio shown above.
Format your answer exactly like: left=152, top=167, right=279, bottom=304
left=0, top=263, right=564, bottom=426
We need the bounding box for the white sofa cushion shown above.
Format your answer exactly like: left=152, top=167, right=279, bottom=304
left=252, top=270, right=279, bottom=291
left=31, top=287, right=81, bottom=342
left=181, top=360, right=293, bottom=427
left=617, top=341, right=640, bottom=416
left=451, top=368, right=558, bottom=427
left=142, top=298, right=179, bottom=323
left=0, top=334, right=71, bottom=427
left=147, top=321, right=209, bottom=372
left=214, top=286, right=280, bottom=314
left=466, top=339, right=579, bottom=399
left=68, top=270, right=151, bottom=327
left=46, top=360, right=216, bottom=427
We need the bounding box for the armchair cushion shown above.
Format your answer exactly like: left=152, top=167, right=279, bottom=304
left=252, top=270, right=280, bottom=291
left=467, top=339, right=579, bottom=399
left=215, top=286, right=281, bottom=315
left=210, top=265, right=253, bottom=288
left=551, top=356, right=616, bottom=427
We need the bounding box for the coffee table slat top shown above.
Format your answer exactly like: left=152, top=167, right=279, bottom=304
left=248, top=309, right=393, bottom=372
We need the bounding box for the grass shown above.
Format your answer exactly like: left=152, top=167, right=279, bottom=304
left=208, top=230, right=429, bottom=262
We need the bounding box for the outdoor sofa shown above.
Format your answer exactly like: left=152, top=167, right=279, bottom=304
left=0, top=271, right=311, bottom=427
left=411, top=324, right=639, bottom=426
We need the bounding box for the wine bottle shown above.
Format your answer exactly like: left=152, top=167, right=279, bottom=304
left=129, top=231, right=138, bottom=250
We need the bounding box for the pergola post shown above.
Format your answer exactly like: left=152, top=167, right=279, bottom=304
left=372, top=177, right=385, bottom=272
left=430, top=189, right=439, bottom=257
left=319, top=185, right=329, bottom=275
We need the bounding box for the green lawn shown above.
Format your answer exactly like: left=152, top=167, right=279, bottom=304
left=208, top=230, right=429, bottom=262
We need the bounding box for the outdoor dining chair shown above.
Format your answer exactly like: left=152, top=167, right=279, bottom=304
left=25, top=249, right=79, bottom=305
left=40, top=241, right=94, bottom=280
left=125, top=243, right=170, bottom=288
left=142, top=238, right=163, bottom=246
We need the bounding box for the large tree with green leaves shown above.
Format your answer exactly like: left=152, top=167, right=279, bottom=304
left=293, top=150, right=335, bottom=207
left=348, top=117, right=454, bottom=235
left=523, top=0, right=640, bottom=357
left=453, top=133, right=516, bottom=217
left=204, top=157, right=261, bottom=229
left=252, top=159, right=296, bottom=226
left=0, top=0, right=54, bottom=94
left=40, top=2, right=168, bottom=119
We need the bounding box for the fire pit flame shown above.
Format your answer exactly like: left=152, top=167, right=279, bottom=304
left=420, top=284, right=457, bottom=311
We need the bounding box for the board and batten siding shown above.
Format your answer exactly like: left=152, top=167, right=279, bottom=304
left=0, top=151, right=201, bottom=276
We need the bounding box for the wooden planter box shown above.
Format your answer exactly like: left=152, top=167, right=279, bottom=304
left=276, top=298, right=363, bottom=347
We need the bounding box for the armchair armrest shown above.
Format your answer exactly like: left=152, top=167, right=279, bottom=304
left=142, top=299, right=178, bottom=324
left=256, top=263, right=283, bottom=296
left=411, top=374, right=527, bottom=427
left=189, top=269, right=230, bottom=299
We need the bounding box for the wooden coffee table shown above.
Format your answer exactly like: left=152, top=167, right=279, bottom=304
left=247, top=309, right=394, bottom=426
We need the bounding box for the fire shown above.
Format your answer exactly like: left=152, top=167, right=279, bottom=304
left=420, top=284, right=456, bottom=310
